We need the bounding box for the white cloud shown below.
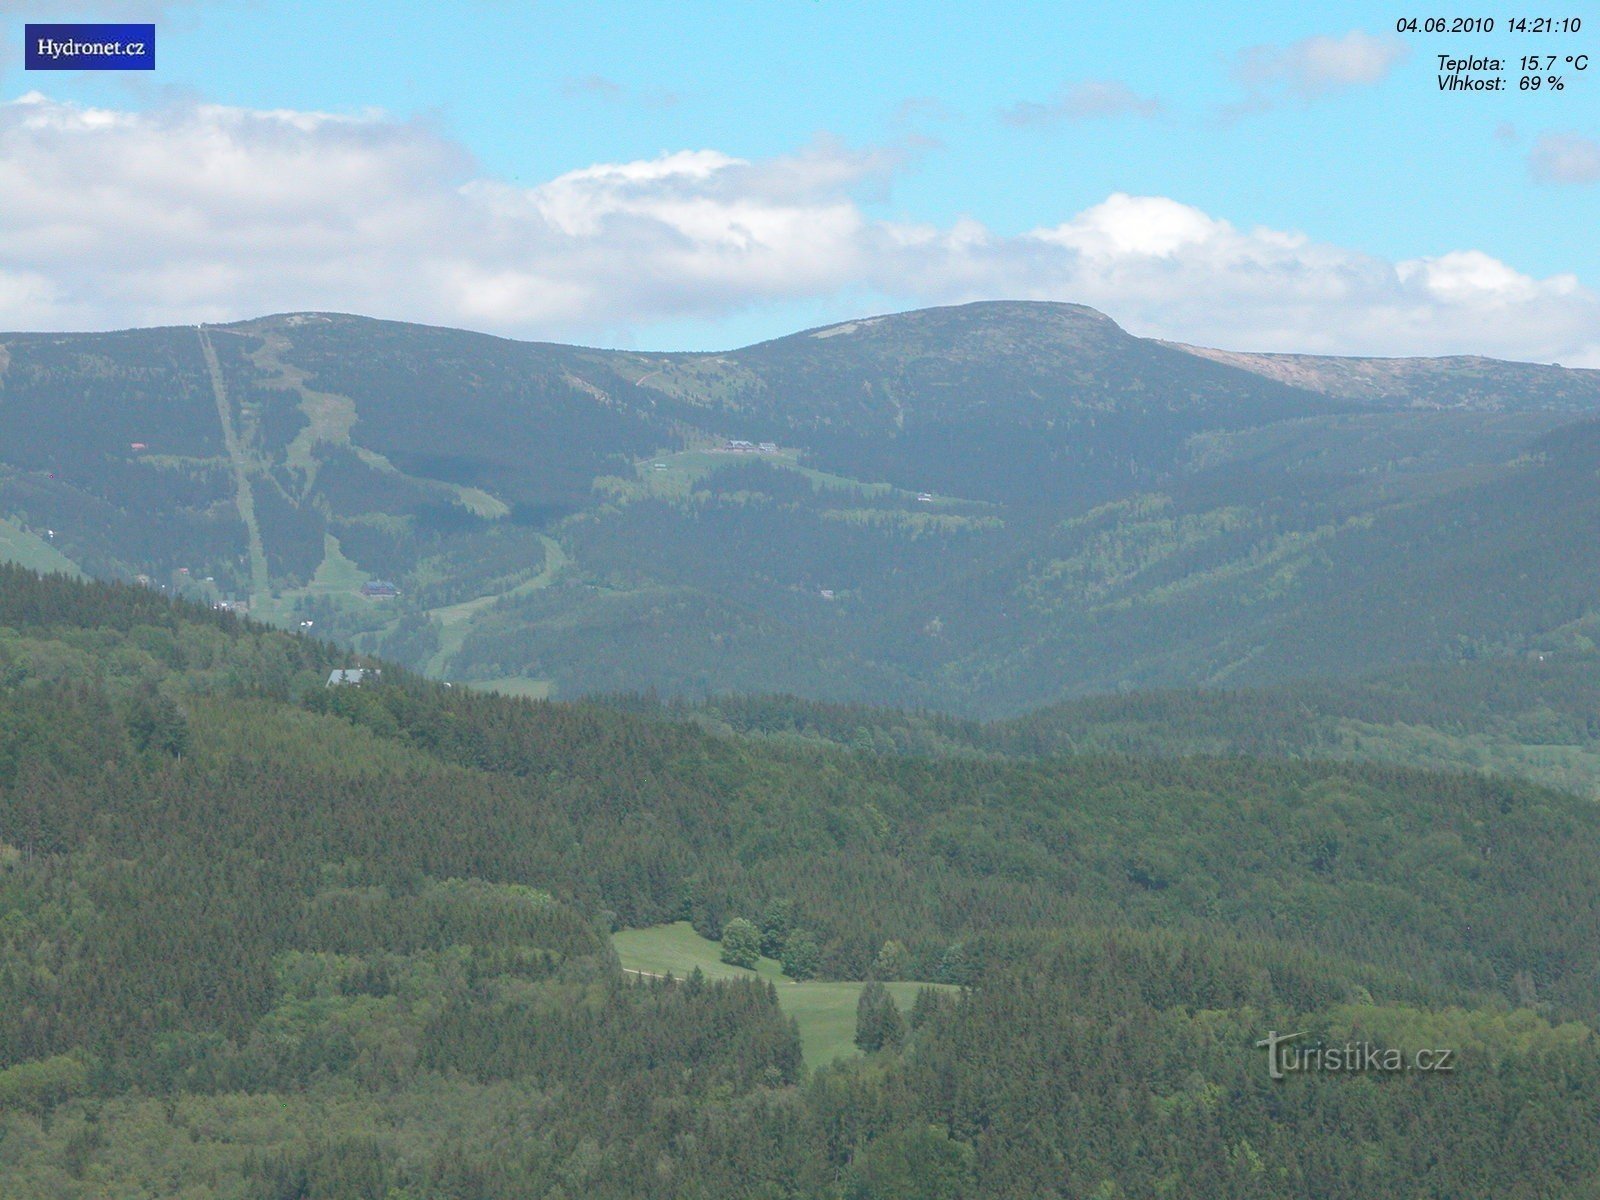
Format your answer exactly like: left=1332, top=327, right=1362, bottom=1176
left=1228, top=31, right=1407, bottom=113
left=1529, top=132, right=1600, bottom=184
left=1017, top=197, right=1599, bottom=363
left=881, top=196, right=1599, bottom=364
left=1037, top=194, right=1220, bottom=257
left=0, top=92, right=1595, bottom=367
left=999, top=80, right=1162, bottom=127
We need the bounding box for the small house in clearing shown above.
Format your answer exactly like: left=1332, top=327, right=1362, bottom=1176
left=327, top=668, right=381, bottom=687
left=360, top=580, right=400, bottom=599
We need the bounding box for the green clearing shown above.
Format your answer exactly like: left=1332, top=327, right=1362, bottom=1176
left=614, top=921, right=787, bottom=983
left=349, top=444, right=513, bottom=520
left=0, top=518, right=82, bottom=577
left=628, top=448, right=899, bottom=500
left=1327, top=719, right=1600, bottom=800
left=448, top=484, right=511, bottom=520
left=250, top=533, right=370, bottom=626
left=303, top=533, right=369, bottom=595
left=247, top=329, right=358, bottom=479
left=469, top=676, right=554, bottom=700
left=421, top=533, right=569, bottom=678
left=612, top=921, right=951, bottom=1067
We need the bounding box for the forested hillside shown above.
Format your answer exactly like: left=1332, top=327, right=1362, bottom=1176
left=3, top=303, right=1598, bottom=712
left=997, top=657, right=1600, bottom=795
left=4, top=565, right=1600, bottom=1196
left=608, top=643, right=1600, bottom=798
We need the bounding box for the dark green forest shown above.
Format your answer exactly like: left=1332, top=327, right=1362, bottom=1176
left=3, top=564, right=1600, bottom=1197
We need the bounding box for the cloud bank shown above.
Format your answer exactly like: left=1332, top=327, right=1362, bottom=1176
left=1529, top=132, right=1600, bottom=185
left=560, top=75, right=681, bottom=109
left=999, top=80, right=1162, bottom=127
left=0, top=93, right=1595, bottom=365
left=1225, top=30, right=1409, bottom=116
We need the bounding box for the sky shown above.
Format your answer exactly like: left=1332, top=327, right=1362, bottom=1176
left=0, top=0, right=1596, bottom=362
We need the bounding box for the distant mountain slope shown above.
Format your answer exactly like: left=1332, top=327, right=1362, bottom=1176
left=899, top=416, right=1600, bottom=710
left=625, top=301, right=1349, bottom=505
left=0, top=326, right=242, bottom=584
left=3, top=302, right=1599, bottom=713
left=224, top=313, right=675, bottom=512
left=1170, top=340, right=1600, bottom=411
left=629, top=647, right=1600, bottom=801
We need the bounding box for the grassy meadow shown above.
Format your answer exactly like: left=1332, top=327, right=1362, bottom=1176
left=612, top=922, right=952, bottom=1066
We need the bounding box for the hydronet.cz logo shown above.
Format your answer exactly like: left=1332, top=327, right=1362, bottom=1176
left=1254, top=1030, right=1456, bottom=1080
left=25, top=24, right=155, bottom=71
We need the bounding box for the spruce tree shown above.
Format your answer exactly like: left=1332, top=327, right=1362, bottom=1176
left=855, top=980, right=905, bottom=1052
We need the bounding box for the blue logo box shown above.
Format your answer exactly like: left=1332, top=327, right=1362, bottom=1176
left=25, top=23, right=155, bottom=70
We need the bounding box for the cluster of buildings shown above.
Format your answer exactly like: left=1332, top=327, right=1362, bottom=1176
left=715, top=439, right=780, bottom=454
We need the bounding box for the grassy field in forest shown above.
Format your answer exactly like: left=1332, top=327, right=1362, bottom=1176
left=0, top=518, right=82, bottom=577
left=612, top=922, right=952, bottom=1066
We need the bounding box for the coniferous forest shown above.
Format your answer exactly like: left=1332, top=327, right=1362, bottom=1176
left=5, top=0, right=1600, bottom=1181
left=3, top=563, right=1600, bottom=1197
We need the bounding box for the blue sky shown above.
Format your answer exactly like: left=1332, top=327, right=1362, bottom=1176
left=1, top=0, right=1596, bottom=360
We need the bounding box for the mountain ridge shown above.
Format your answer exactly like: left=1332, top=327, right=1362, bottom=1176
left=1166, top=339, right=1600, bottom=410
left=184, top=300, right=1600, bottom=403
left=2, top=300, right=1598, bottom=714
